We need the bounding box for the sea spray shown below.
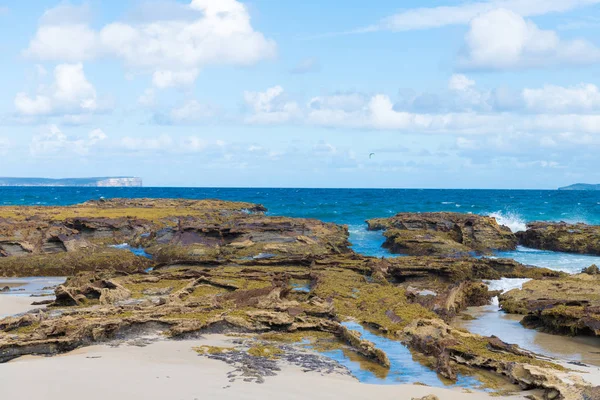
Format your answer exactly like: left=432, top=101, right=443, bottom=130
left=487, top=211, right=527, bottom=233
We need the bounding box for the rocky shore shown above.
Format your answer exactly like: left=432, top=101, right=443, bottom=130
left=0, top=200, right=598, bottom=400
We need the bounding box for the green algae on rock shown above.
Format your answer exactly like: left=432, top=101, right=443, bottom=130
left=517, top=221, right=600, bottom=255
left=0, top=248, right=152, bottom=277
left=499, top=274, right=600, bottom=336
left=0, top=199, right=350, bottom=277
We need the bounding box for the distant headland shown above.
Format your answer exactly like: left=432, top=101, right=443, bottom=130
left=558, top=183, right=600, bottom=191
left=0, top=177, right=142, bottom=187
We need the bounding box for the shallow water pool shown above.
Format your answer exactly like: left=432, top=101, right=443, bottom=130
left=320, top=322, right=482, bottom=388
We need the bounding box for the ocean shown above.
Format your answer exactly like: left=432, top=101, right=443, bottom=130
left=2, top=187, right=600, bottom=272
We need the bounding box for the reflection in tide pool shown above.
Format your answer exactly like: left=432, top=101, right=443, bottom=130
left=455, top=304, right=600, bottom=367
left=494, top=246, right=600, bottom=274
left=320, top=322, right=482, bottom=388
left=0, top=277, right=65, bottom=297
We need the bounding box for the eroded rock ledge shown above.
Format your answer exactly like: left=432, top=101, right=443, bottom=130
left=367, top=212, right=517, bottom=256
left=517, top=221, right=600, bottom=255
left=499, top=271, right=600, bottom=337
left=0, top=198, right=349, bottom=276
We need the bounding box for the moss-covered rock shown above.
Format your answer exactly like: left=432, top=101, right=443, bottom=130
left=0, top=198, right=351, bottom=276
left=381, top=229, right=473, bottom=256
left=367, top=212, right=518, bottom=256
left=384, top=256, right=564, bottom=283
left=403, top=319, right=592, bottom=400
left=517, top=221, right=600, bottom=255
left=499, top=274, right=600, bottom=336
left=0, top=248, right=151, bottom=277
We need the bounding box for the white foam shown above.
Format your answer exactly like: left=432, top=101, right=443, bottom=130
left=487, top=211, right=527, bottom=233
left=485, top=278, right=530, bottom=293
left=485, top=278, right=530, bottom=306
left=110, top=243, right=130, bottom=249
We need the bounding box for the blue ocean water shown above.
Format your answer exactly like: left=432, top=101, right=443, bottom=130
left=2, top=187, right=600, bottom=270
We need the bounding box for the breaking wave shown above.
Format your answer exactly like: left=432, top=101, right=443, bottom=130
left=487, top=211, right=527, bottom=233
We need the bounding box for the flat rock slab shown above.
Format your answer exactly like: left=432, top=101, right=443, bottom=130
left=499, top=272, right=600, bottom=336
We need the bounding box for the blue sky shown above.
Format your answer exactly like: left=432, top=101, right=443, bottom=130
left=1, top=0, right=600, bottom=188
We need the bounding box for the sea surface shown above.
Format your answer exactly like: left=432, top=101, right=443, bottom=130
left=2, top=187, right=600, bottom=271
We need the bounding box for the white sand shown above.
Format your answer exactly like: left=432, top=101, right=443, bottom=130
left=0, top=336, right=525, bottom=400
left=0, top=295, right=51, bottom=318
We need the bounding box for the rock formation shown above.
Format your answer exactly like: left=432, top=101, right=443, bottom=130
left=367, top=213, right=518, bottom=256
left=499, top=272, right=600, bottom=336
left=517, top=221, right=600, bottom=255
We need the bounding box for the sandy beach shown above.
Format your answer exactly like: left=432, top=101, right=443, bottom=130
left=0, top=335, right=524, bottom=400
left=0, top=294, right=50, bottom=318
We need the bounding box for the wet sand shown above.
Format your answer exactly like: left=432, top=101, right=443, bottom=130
left=0, top=294, right=51, bottom=318
left=0, top=336, right=524, bottom=400
left=0, top=278, right=60, bottom=318
left=454, top=304, right=600, bottom=367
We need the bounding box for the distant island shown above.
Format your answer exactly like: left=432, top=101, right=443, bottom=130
left=558, top=183, right=600, bottom=191
left=0, top=177, right=142, bottom=187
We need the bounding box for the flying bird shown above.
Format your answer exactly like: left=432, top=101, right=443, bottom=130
left=369, top=153, right=375, bottom=159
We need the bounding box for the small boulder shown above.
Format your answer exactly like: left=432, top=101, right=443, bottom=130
left=582, top=264, right=600, bottom=275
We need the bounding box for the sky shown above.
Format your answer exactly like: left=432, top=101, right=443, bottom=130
left=1, top=0, right=600, bottom=188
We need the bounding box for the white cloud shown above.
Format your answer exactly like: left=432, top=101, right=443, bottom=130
left=170, top=100, right=216, bottom=123
left=242, top=81, right=600, bottom=136
left=14, top=94, right=53, bottom=116
left=460, top=9, right=600, bottom=70
left=523, top=83, right=600, bottom=113
left=308, top=93, right=367, bottom=112
left=244, top=86, right=301, bottom=124
left=30, top=125, right=107, bottom=156
left=15, top=63, right=97, bottom=116
left=374, top=0, right=600, bottom=31
left=448, top=74, right=475, bottom=91
left=39, top=3, right=92, bottom=25
left=24, top=0, right=276, bottom=88
left=152, top=69, right=199, bottom=89
left=26, top=24, right=99, bottom=62
left=448, top=74, right=489, bottom=110
left=183, top=136, right=208, bottom=152
left=118, top=134, right=228, bottom=154
left=89, top=128, right=108, bottom=143
left=245, top=86, right=285, bottom=113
